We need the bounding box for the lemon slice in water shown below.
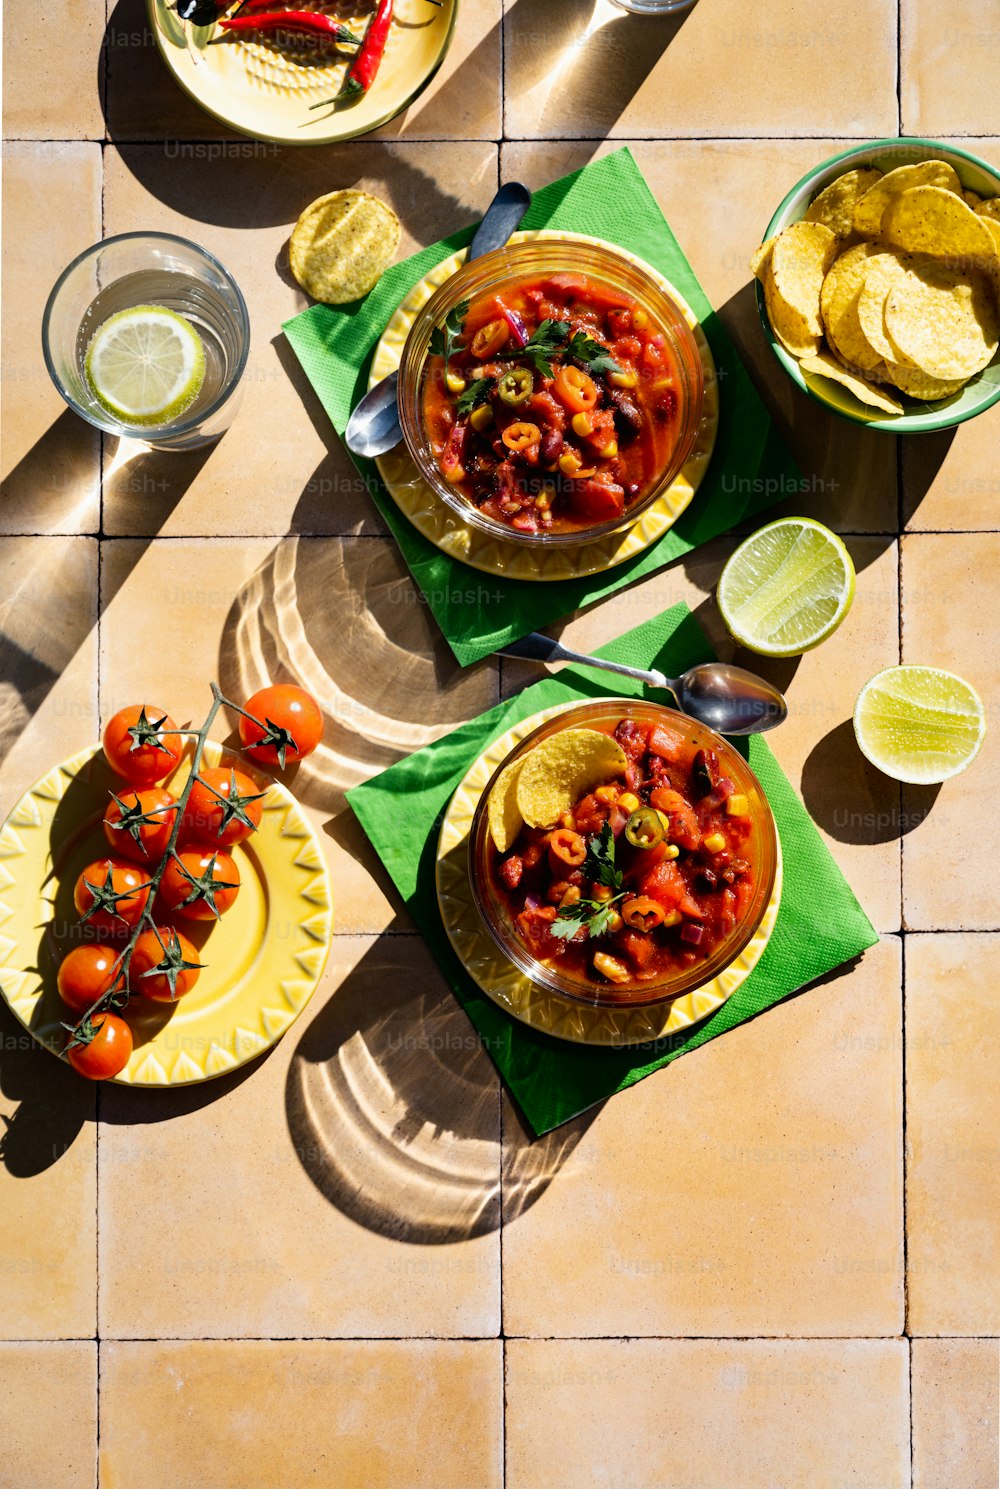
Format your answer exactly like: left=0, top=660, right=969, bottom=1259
left=854, top=665, right=986, bottom=784
left=85, top=305, right=206, bottom=427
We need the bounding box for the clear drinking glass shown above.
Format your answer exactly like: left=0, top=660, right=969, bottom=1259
left=610, top=0, right=696, bottom=12
left=41, top=232, right=250, bottom=452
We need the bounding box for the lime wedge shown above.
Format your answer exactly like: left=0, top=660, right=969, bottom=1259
left=854, top=665, right=986, bottom=784
left=717, top=517, right=856, bottom=657
left=85, top=305, right=206, bottom=427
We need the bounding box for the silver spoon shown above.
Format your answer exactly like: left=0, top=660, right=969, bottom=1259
left=497, top=632, right=787, bottom=735
left=344, top=181, right=533, bottom=460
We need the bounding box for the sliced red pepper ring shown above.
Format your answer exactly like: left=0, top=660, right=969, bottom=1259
left=621, top=896, right=666, bottom=933
left=547, top=828, right=586, bottom=867
left=552, top=363, right=598, bottom=413
left=471, top=319, right=511, bottom=360
left=502, top=421, right=542, bottom=452
left=624, top=807, right=666, bottom=850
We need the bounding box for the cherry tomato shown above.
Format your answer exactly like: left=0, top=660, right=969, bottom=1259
left=129, top=926, right=201, bottom=1002
left=73, top=858, right=152, bottom=935
left=238, top=684, right=322, bottom=768
left=103, top=704, right=183, bottom=787
left=66, top=1013, right=133, bottom=1081
left=181, top=767, right=264, bottom=848
left=103, top=786, right=178, bottom=864
left=157, top=849, right=240, bottom=921
left=57, top=944, right=124, bottom=1015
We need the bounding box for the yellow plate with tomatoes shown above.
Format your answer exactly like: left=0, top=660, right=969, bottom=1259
left=0, top=739, right=333, bottom=1086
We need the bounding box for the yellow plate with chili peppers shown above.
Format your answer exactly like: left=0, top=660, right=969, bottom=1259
left=436, top=702, right=781, bottom=1047
left=0, top=742, right=332, bottom=1085
left=148, top=0, right=458, bottom=147
left=372, top=231, right=720, bottom=582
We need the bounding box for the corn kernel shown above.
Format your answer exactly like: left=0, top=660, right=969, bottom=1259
left=443, top=464, right=465, bottom=483
left=469, top=403, right=494, bottom=432
left=632, top=309, right=649, bottom=332
left=605, top=911, right=624, bottom=933
left=559, top=885, right=581, bottom=910
left=663, top=843, right=680, bottom=860
left=594, top=785, right=619, bottom=805
left=652, top=375, right=674, bottom=392
left=592, top=884, right=613, bottom=903
left=592, top=951, right=630, bottom=984
left=617, top=792, right=640, bottom=813
left=559, top=811, right=576, bottom=830
left=591, top=438, right=618, bottom=458
left=558, top=450, right=582, bottom=476
left=661, top=908, right=683, bottom=927
left=702, top=832, right=727, bottom=854
left=535, top=490, right=553, bottom=512
left=445, top=370, right=466, bottom=395
left=574, top=466, right=597, bottom=478
left=726, top=794, right=750, bottom=817
left=608, top=369, right=638, bottom=389
left=571, top=411, right=594, bottom=437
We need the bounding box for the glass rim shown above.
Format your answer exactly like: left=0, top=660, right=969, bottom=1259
left=396, top=236, right=706, bottom=549
left=40, top=229, right=252, bottom=440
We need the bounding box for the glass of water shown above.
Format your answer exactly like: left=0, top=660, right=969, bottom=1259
left=42, top=232, right=250, bottom=452
left=610, top=0, right=696, bottom=12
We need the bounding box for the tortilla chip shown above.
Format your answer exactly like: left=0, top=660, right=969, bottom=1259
left=820, top=242, right=884, bottom=371
left=881, top=185, right=995, bottom=260
left=799, top=351, right=905, bottom=414
left=290, top=189, right=401, bottom=305
left=515, top=729, right=627, bottom=831
left=487, top=758, right=526, bottom=853
left=805, top=168, right=883, bottom=238
left=852, top=159, right=963, bottom=236
left=884, top=261, right=999, bottom=381
left=770, top=221, right=839, bottom=338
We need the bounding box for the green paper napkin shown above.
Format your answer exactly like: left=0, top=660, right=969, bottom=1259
left=347, top=603, right=879, bottom=1137
left=283, top=147, right=803, bottom=668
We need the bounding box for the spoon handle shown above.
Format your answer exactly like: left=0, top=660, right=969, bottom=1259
left=497, top=632, right=669, bottom=691
left=467, top=182, right=532, bottom=261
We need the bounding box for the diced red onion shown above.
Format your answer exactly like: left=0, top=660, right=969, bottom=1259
left=498, top=303, right=529, bottom=347
left=703, top=778, right=736, bottom=811
left=609, top=806, right=628, bottom=839
left=680, top=922, right=704, bottom=946
left=524, top=894, right=541, bottom=911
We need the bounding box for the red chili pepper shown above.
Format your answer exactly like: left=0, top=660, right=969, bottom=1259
left=220, top=10, right=362, bottom=45
left=342, top=0, right=393, bottom=98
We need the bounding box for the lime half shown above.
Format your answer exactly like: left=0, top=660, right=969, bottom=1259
left=854, top=665, right=986, bottom=784
left=85, top=305, right=206, bottom=427
left=718, top=517, right=856, bottom=657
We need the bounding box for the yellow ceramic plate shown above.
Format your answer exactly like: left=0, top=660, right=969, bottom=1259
left=148, top=0, right=457, bottom=146
left=436, top=701, right=781, bottom=1047
left=0, top=742, right=332, bottom=1085
left=372, top=230, right=720, bottom=581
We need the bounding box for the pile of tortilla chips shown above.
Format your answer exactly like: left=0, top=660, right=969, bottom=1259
left=487, top=728, right=627, bottom=852
left=753, top=159, right=1000, bottom=414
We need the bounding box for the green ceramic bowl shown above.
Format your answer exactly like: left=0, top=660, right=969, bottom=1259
left=755, top=138, right=1000, bottom=433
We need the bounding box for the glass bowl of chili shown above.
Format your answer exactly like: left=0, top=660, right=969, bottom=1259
left=468, top=700, right=778, bottom=1008
left=397, top=239, right=705, bottom=547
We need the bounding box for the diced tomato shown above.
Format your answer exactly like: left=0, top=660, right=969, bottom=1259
left=679, top=894, right=705, bottom=920
left=528, top=390, right=567, bottom=431
left=571, top=479, right=625, bottom=523
left=616, top=929, right=657, bottom=971
left=516, top=905, right=564, bottom=960
left=573, top=793, right=608, bottom=837
left=637, top=859, right=686, bottom=911
left=648, top=724, right=685, bottom=762
left=522, top=842, right=545, bottom=871
left=649, top=786, right=700, bottom=849
left=614, top=719, right=649, bottom=760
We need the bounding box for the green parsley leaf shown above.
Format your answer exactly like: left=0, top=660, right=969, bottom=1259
left=566, top=329, right=623, bottom=377
left=584, top=821, right=623, bottom=892
left=429, top=299, right=471, bottom=366
left=456, top=377, right=494, bottom=417
left=518, top=318, right=570, bottom=380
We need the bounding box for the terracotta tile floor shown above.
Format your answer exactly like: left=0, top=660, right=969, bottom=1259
left=1, top=2, right=998, bottom=1485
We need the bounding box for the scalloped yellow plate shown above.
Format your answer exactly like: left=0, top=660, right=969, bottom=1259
left=148, top=0, right=457, bottom=146
left=372, top=230, right=720, bottom=581
left=0, top=742, right=333, bottom=1085
left=436, top=701, right=781, bottom=1047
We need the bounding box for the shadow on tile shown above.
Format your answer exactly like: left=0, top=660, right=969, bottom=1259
left=802, top=718, right=940, bottom=844
left=285, top=928, right=595, bottom=1242
left=0, top=408, right=99, bottom=536
left=0, top=1002, right=94, bottom=1178
left=216, top=533, right=498, bottom=817
left=503, top=0, right=695, bottom=139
